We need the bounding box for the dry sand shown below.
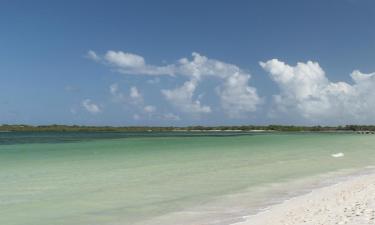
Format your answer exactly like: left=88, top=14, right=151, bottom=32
left=234, top=174, right=375, bottom=225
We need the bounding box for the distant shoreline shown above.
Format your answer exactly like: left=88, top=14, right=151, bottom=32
left=1, top=124, right=374, bottom=132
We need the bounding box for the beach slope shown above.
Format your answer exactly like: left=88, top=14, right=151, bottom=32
left=236, top=174, right=375, bottom=225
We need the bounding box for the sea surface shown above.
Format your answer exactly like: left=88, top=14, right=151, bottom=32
left=1, top=131, right=375, bottom=225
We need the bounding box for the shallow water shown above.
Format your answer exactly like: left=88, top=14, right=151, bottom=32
left=1, top=132, right=375, bottom=225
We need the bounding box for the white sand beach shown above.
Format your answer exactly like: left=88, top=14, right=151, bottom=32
left=235, top=173, right=375, bottom=225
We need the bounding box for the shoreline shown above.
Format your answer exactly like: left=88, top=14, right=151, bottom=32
left=232, top=172, right=375, bottom=225
left=135, top=168, right=375, bottom=225
left=1, top=124, right=371, bottom=133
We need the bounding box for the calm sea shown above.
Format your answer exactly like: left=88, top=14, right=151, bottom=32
left=1, top=131, right=374, bottom=225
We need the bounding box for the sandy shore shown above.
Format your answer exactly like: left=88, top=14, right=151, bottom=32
left=234, top=173, right=375, bottom=225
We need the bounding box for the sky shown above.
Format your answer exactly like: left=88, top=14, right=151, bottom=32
left=1, top=0, right=375, bottom=126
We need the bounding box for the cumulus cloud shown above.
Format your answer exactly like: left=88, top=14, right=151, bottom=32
left=129, top=86, right=144, bottom=104
left=161, top=79, right=211, bottom=114
left=82, top=99, right=101, bottom=114
left=171, top=53, right=261, bottom=117
left=260, top=59, right=375, bottom=124
left=105, top=51, right=145, bottom=68
left=217, top=72, right=262, bottom=118
left=109, top=84, right=180, bottom=121
left=104, top=50, right=175, bottom=75
left=109, top=84, right=157, bottom=120
left=90, top=51, right=261, bottom=117
left=110, top=84, right=144, bottom=105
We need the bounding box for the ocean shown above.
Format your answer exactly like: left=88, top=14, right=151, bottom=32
left=1, top=131, right=375, bottom=225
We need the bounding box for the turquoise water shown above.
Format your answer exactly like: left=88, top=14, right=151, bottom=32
left=1, top=132, right=375, bottom=225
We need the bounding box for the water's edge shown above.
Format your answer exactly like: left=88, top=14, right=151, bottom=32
left=227, top=166, right=375, bottom=225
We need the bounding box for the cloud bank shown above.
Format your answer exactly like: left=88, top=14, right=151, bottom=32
left=260, top=59, right=375, bottom=124
left=89, top=50, right=375, bottom=124
left=90, top=51, right=262, bottom=118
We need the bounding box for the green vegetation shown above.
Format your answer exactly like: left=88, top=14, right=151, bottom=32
left=1, top=124, right=374, bottom=132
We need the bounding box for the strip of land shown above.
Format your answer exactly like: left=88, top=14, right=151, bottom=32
left=1, top=124, right=374, bottom=132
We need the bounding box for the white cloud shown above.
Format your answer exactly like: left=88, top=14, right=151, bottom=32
left=218, top=72, right=262, bottom=118
left=173, top=53, right=261, bottom=117
left=260, top=59, right=375, bottom=124
left=105, top=51, right=145, bottom=68
left=82, top=99, right=101, bottom=114
left=104, top=50, right=175, bottom=75
left=109, top=84, right=157, bottom=117
left=110, top=84, right=143, bottom=104
left=87, top=50, right=100, bottom=61
left=129, top=86, right=143, bottom=104
left=90, top=51, right=261, bottom=117
left=161, top=79, right=211, bottom=114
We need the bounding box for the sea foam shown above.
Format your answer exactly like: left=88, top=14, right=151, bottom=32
left=331, top=152, right=344, bottom=158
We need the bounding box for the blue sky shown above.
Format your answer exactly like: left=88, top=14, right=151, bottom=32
left=1, top=0, right=375, bottom=126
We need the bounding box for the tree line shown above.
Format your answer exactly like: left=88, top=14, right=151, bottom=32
left=1, top=124, right=374, bottom=132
